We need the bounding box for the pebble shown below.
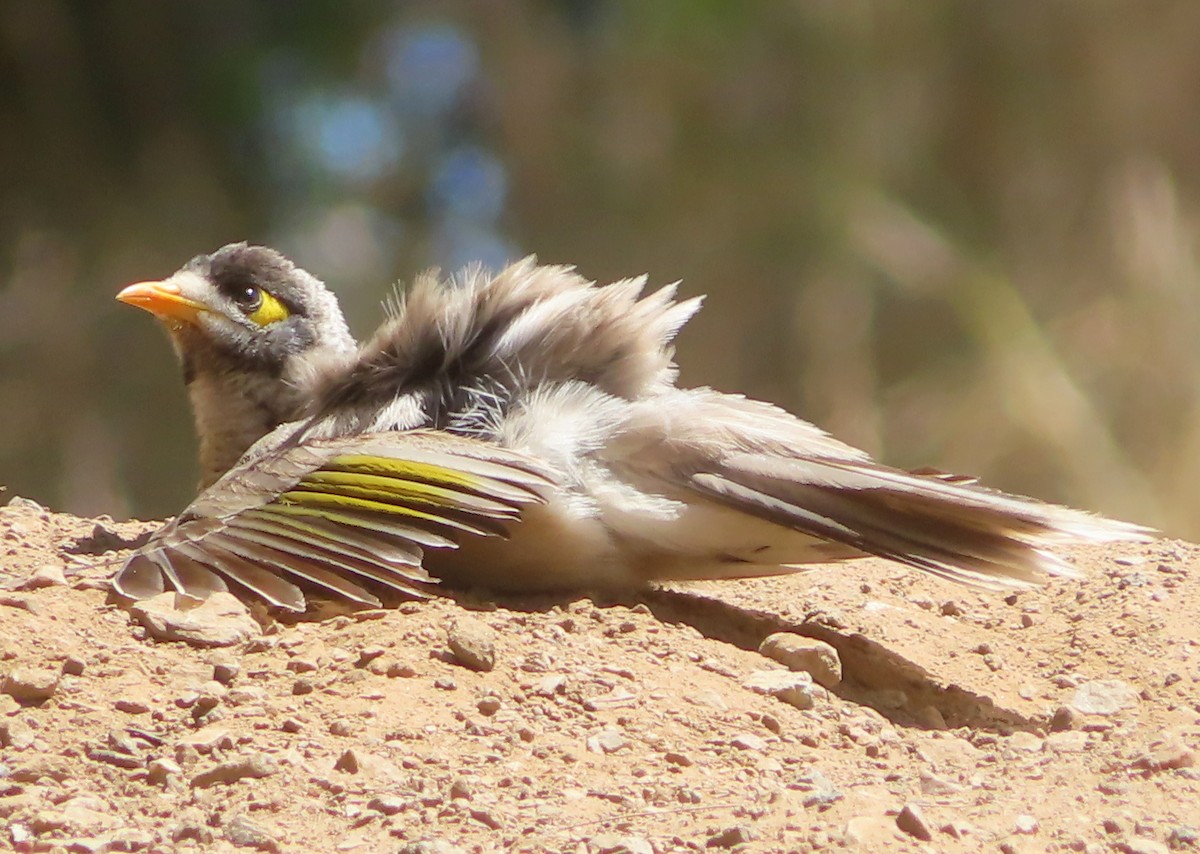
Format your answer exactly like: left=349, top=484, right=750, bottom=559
left=1051, top=704, right=1083, bottom=731
left=587, top=728, right=629, bottom=754
left=447, top=618, right=496, bottom=672
left=190, top=753, right=280, bottom=787
left=706, top=825, right=755, bottom=848
left=731, top=733, right=767, bottom=751
left=62, top=656, right=86, bottom=677
left=114, top=697, right=151, bottom=715
left=919, top=770, right=963, bottom=796
left=477, top=696, right=501, bottom=716
left=758, top=633, right=842, bottom=687
left=19, top=564, right=66, bottom=589
left=211, top=660, right=241, bottom=685
left=1007, top=731, right=1044, bottom=753
left=1045, top=731, right=1088, bottom=753
left=449, top=776, right=474, bottom=799
left=1168, top=827, right=1199, bottom=849
left=2, top=666, right=60, bottom=702
left=1014, top=814, right=1039, bottom=834
left=368, top=795, right=409, bottom=815
left=896, top=802, right=933, bottom=841
left=742, top=670, right=819, bottom=710
left=396, top=841, right=468, bottom=854
left=329, top=719, right=354, bottom=737
left=1131, top=736, right=1197, bottom=773
left=225, top=813, right=279, bottom=851
left=1072, top=680, right=1137, bottom=715
left=147, top=757, right=182, bottom=786
left=590, top=833, right=655, bottom=854
left=176, top=724, right=232, bottom=748
left=796, top=769, right=843, bottom=809
left=334, top=749, right=361, bottom=773
left=0, top=716, right=35, bottom=749
left=1122, top=839, right=1169, bottom=854
left=386, top=661, right=417, bottom=678
left=130, top=592, right=260, bottom=647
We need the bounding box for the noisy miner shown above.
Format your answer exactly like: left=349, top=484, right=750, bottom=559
left=113, top=243, right=1152, bottom=611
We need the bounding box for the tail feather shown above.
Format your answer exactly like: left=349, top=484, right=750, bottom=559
left=689, top=454, right=1152, bottom=588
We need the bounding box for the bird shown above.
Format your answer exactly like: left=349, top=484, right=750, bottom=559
left=113, top=242, right=1153, bottom=612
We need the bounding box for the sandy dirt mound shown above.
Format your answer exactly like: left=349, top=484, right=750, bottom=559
left=0, top=496, right=1197, bottom=853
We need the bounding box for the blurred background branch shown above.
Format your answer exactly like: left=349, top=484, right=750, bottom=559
left=0, top=1, right=1196, bottom=537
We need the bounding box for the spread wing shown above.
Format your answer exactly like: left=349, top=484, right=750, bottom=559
left=114, top=429, right=554, bottom=611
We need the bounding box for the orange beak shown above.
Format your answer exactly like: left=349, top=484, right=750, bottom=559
left=116, top=280, right=208, bottom=326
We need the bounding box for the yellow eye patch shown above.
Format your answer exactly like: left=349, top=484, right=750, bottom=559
left=246, top=289, right=291, bottom=326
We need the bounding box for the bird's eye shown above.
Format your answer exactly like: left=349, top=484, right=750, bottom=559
left=243, top=288, right=291, bottom=327
left=234, top=286, right=262, bottom=311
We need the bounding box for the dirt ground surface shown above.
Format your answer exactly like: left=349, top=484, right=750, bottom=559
left=1, top=495, right=1197, bottom=854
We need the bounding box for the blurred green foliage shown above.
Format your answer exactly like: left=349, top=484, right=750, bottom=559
left=1, top=2, right=1196, bottom=538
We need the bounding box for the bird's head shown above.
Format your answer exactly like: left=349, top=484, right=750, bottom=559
left=118, top=242, right=357, bottom=485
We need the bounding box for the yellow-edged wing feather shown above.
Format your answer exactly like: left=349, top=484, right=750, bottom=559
left=114, top=428, right=554, bottom=611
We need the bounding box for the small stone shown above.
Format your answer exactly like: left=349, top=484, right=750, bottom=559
left=286, top=658, right=318, bottom=674
left=1132, top=737, right=1197, bottom=773
left=395, top=842, right=467, bottom=854
left=477, top=696, right=501, bottom=716
left=758, top=633, right=842, bottom=687
left=664, top=751, right=694, bottom=767
left=329, top=719, right=354, bottom=737
left=447, top=618, right=496, bottom=672
left=1008, top=731, right=1043, bottom=753
left=731, top=733, right=767, bottom=751
left=1014, top=814, right=1039, bottom=834
left=19, top=564, right=66, bottom=590
left=114, top=697, right=151, bottom=715
left=897, top=802, right=933, bottom=841
left=225, top=813, right=279, bottom=851
left=1123, top=839, right=1170, bottom=854
left=292, top=679, right=314, bottom=695
left=1046, top=730, right=1088, bottom=753
left=591, top=833, right=655, bottom=854
left=796, top=769, right=843, bottom=809
left=941, top=820, right=973, bottom=839
left=369, top=795, right=409, bottom=816
left=147, top=757, right=182, bottom=785
left=334, top=749, right=361, bottom=774
left=587, top=728, right=629, bottom=754
left=62, top=656, right=86, bottom=677
left=742, top=669, right=819, bottom=710
left=0, top=717, right=35, bottom=749
left=1051, top=705, right=1082, bottom=731
left=433, top=676, right=457, bottom=691
left=706, top=825, right=755, bottom=848
left=940, top=600, right=963, bottom=616
left=449, top=776, right=474, bottom=800
left=130, top=592, right=259, bottom=647
left=2, top=666, right=60, bottom=702
left=357, top=646, right=386, bottom=667
left=386, top=661, right=417, bottom=678
left=211, top=660, right=240, bottom=685
left=919, top=770, right=963, bottom=796
left=1168, top=827, right=1199, bottom=849
left=280, top=718, right=303, bottom=733
left=1071, top=680, right=1137, bottom=715
left=179, top=725, right=234, bottom=754
left=190, top=753, right=279, bottom=788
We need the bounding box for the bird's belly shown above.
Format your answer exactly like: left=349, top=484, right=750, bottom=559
left=424, top=500, right=637, bottom=592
